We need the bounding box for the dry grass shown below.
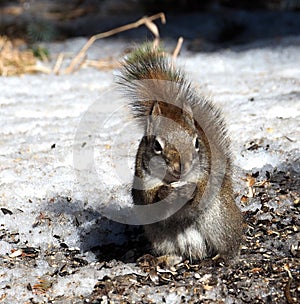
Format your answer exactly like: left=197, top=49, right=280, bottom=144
left=0, top=37, right=38, bottom=76
left=63, top=12, right=166, bottom=74
left=0, top=12, right=184, bottom=77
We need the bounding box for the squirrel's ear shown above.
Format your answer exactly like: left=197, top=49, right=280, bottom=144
left=150, top=101, right=162, bottom=117
left=146, top=101, right=161, bottom=139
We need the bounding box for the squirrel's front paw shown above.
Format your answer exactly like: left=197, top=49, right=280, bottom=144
left=156, top=185, right=173, bottom=200
left=171, top=180, right=188, bottom=188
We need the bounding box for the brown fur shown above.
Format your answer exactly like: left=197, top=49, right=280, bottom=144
left=118, top=45, right=244, bottom=262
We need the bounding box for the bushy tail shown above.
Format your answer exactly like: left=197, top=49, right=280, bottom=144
left=117, top=44, right=188, bottom=119
left=119, top=44, right=182, bottom=82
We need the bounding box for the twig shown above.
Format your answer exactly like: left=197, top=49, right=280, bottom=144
left=24, top=65, right=52, bottom=74
left=85, top=59, right=121, bottom=70
left=284, top=264, right=295, bottom=304
left=72, top=55, right=86, bottom=74
left=52, top=53, right=64, bottom=75
left=64, top=12, right=166, bottom=74
left=172, top=37, right=184, bottom=60
left=143, top=17, right=161, bottom=49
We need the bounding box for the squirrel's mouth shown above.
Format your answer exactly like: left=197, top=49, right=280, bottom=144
left=163, top=171, right=181, bottom=183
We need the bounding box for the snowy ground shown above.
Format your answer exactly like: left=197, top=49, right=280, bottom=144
left=0, top=34, right=299, bottom=303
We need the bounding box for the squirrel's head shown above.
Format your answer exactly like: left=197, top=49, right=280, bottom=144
left=143, top=101, right=209, bottom=184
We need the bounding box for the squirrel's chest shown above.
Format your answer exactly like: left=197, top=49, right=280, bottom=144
left=176, top=225, right=206, bottom=255
left=146, top=223, right=207, bottom=259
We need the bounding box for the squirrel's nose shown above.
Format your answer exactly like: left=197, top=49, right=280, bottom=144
left=173, top=161, right=181, bottom=175
left=173, top=160, right=191, bottom=177
left=181, top=161, right=191, bottom=175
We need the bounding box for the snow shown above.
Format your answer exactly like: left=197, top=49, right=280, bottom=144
left=0, top=35, right=299, bottom=302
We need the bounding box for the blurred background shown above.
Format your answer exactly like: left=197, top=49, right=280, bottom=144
left=1, top=0, right=300, bottom=52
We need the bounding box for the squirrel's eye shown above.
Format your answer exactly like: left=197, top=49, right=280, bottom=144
left=153, top=138, right=163, bottom=154
left=194, top=137, right=200, bottom=152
